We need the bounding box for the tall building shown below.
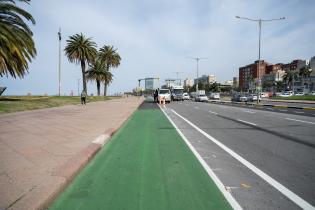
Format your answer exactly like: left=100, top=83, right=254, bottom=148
left=233, top=77, right=239, bottom=88
left=239, top=60, right=269, bottom=91
left=194, top=74, right=216, bottom=85
left=184, top=78, right=193, bottom=87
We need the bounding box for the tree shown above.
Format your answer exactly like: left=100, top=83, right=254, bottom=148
left=65, top=33, right=97, bottom=93
left=283, top=71, right=298, bottom=91
left=299, top=65, right=312, bottom=90
left=0, top=0, right=36, bottom=78
left=86, top=57, right=112, bottom=96
left=99, top=45, right=121, bottom=96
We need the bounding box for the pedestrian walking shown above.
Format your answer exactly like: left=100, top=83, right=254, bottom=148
left=81, top=90, right=87, bottom=105
left=154, top=88, right=159, bottom=103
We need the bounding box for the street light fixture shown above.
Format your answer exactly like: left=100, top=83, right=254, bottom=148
left=58, top=27, right=62, bottom=96
left=187, top=57, right=208, bottom=91
left=235, top=16, right=285, bottom=103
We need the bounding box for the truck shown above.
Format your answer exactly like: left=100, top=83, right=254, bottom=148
left=171, top=85, right=184, bottom=101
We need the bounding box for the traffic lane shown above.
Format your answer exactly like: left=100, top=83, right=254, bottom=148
left=192, top=101, right=315, bottom=148
left=211, top=101, right=315, bottom=118
left=164, top=107, right=298, bottom=210
left=167, top=101, right=315, bottom=207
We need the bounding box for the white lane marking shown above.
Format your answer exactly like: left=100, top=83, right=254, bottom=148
left=266, top=108, right=274, bottom=110
left=242, top=110, right=256, bottom=114
left=194, top=106, right=199, bottom=109
left=294, top=111, right=304, bottom=114
left=171, top=109, right=315, bottom=210
left=237, top=119, right=257, bottom=126
left=285, top=118, right=315, bottom=125
left=209, top=110, right=218, bottom=115
left=159, top=106, right=242, bottom=210
left=279, top=109, right=288, bottom=112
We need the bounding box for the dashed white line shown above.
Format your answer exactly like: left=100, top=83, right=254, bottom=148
left=237, top=119, right=257, bottom=126
left=209, top=110, right=218, bottom=115
left=294, top=111, right=304, bottom=114
left=171, top=109, right=314, bottom=210
left=242, top=110, right=256, bottom=114
left=194, top=106, right=199, bottom=109
left=285, top=118, right=315, bottom=125
left=279, top=109, right=288, bottom=112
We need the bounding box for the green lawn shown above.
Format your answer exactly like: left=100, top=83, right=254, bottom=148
left=50, top=104, right=232, bottom=210
left=274, top=95, right=315, bottom=101
left=0, top=96, right=117, bottom=113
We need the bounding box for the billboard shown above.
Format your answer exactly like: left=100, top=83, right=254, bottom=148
left=145, top=78, right=154, bottom=90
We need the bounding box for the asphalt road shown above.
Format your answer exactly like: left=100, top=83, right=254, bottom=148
left=163, top=100, right=315, bottom=210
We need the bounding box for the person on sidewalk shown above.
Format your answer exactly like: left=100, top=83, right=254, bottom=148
left=81, top=90, right=87, bottom=105
left=154, top=88, right=159, bottom=103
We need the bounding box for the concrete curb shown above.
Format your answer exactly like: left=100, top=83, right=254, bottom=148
left=207, top=100, right=315, bottom=110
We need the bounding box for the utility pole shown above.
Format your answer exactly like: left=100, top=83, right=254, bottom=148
left=235, top=16, right=285, bottom=103
left=58, top=28, right=62, bottom=96
left=187, top=57, right=207, bottom=91
left=174, top=71, right=183, bottom=85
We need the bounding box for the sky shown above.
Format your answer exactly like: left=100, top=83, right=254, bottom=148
left=1, top=0, right=315, bottom=95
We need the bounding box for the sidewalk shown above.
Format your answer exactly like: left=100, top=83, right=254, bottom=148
left=49, top=101, right=232, bottom=210
left=0, top=97, right=143, bottom=210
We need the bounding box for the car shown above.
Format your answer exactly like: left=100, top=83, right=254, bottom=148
left=231, top=94, right=247, bottom=102
left=209, top=92, right=220, bottom=100
left=247, top=94, right=261, bottom=102
left=294, top=92, right=305, bottom=96
left=171, top=88, right=184, bottom=101
left=158, top=89, right=171, bottom=103
left=195, top=94, right=208, bottom=102
left=182, top=92, right=190, bottom=100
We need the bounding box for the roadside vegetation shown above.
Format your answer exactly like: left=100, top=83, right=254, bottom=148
left=0, top=96, right=117, bottom=113
left=274, top=95, right=315, bottom=101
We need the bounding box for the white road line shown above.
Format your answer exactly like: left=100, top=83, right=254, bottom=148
left=279, top=109, right=288, bottom=112
left=237, top=119, right=257, bottom=126
left=209, top=110, right=218, bottom=115
left=266, top=108, right=273, bottom=110
left=194, top=106, right=199, bottom=109
left=294, top=111, right=304, bottom=114
left=159, top=106, right=242, bottom=210
left=242, top=110, right=256, bottom=114
left=285, top=118, right=315, bottom=125
left=171, top=109, right=315, bottom=210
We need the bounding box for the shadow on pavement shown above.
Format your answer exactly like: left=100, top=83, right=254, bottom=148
left=138, top=98, right=159, bottom=110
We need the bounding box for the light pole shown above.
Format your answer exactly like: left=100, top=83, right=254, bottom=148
left=58, top=27, right=62, bottom=96
left=174, top=71, right=183, bottom=85
left=187, top=57, right=207, bottom=91
left=235, top=16, right=285, bottom=102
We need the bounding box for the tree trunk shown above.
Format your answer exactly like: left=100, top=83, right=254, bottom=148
left=96, top=79, right=100, bottom=96
left=81, top=60, right=87, bottom=92
left=104, top=83, right=107, bottom=96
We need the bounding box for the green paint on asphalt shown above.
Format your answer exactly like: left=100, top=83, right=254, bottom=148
left=50, top=103, right=232, bottom=210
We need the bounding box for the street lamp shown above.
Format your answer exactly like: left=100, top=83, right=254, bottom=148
left=235, top=16, right=285, bottom=102
left=58, top=27, right=62, bottom=96
left=187, top=57, right=207, bottom=91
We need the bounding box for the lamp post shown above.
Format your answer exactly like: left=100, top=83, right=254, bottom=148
left=58, top=28, right=62, bottom=96
left=235, top=16, right=285, bottom=103
left=187, top=57, right=207, bottom=91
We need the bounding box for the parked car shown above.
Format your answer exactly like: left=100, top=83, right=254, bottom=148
left=294, top=92, right=305, bottom=96
left=260, top=92, right=270, bottom=98
left=247, top=94, right=260, bottom=102
left=195, top=94, right=208, bottom=102
left=158, top=89, right=171, bottom=103
left=279, top=91, right=293, bottom=97
left=182, top=92, right=190, bottom=100
left=209, top=92, right=220, bottom=100
left=231, top=94, right=247, bottom=102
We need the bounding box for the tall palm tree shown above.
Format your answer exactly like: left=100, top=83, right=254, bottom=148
left=98, top=45, right=121, bottom=96
left=283, top=70, right=298, bottom=91
left=65, top=33, right=97, bottom=93
left=86, top=57, right=112, bottom=96
left=0, top=0, right=36, bottom=78
left=299, top=65, right=312, bottom=90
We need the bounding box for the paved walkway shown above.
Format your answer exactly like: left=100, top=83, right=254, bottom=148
left=0, top=97, right=143, bottom=210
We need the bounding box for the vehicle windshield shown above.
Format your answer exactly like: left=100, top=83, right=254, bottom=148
left=173, top=89, right=183, bottom=94
left=159, top=90, right=169, bottom=94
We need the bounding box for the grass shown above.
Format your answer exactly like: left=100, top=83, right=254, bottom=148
left=273, top=95, right=315, bottom=101
left=0, top=96, right=118, bottom=114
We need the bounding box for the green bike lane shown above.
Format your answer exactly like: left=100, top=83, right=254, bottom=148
left=50, top=102, right=232, bottom=210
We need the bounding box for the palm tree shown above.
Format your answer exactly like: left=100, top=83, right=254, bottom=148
left=86, top=57, right=113, bottom=96
left=65, top=33, right=97, bottom=93
left=0, top=0, right=36, bottom=78
left=299, top=65, right=312, bottom=91
left=283, top=71, right=298, bottom=91
left=98, top=45, right=121, bottom=96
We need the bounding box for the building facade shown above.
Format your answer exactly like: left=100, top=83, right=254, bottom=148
left=194, top=74, right=216, bottom=85
left=184, top=78, right=193, bottom=87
